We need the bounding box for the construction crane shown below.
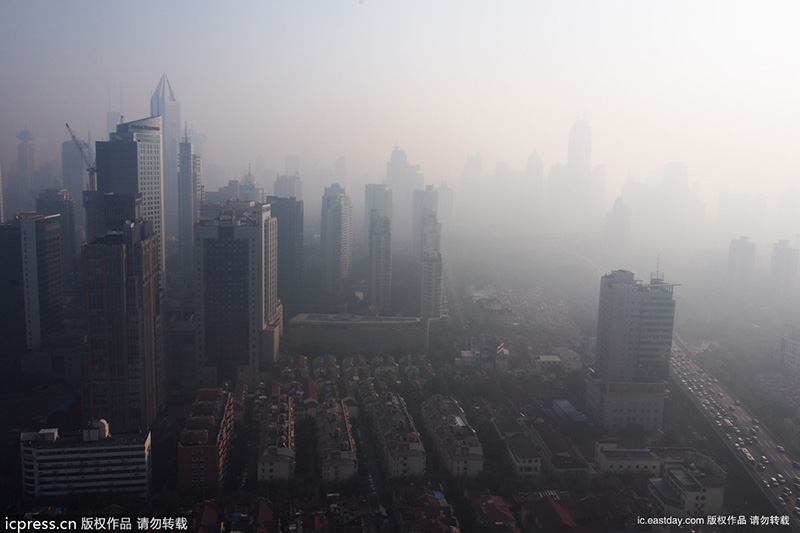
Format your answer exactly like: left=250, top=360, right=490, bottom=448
left=65, top=123, right=99, bottom=240
left=65, top=123, right=96, bottom=191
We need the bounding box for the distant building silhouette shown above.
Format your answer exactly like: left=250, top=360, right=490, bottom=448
left=274, top=173, right=303, bottom=201
left=420, top=249, right=443, bottom=319
left=195, top=201, right=281, bottom=386
left=770, top=239, right=798, bottom=293
left=285, top=154, right=300, bottom=177
left=412, top=185, right=438, bottom=259
left=364, top=183, right=392, bottom=249
left=586, top=270, right=676, bottom=432
left=61, top=138, right=88, bottom=232
left=320, top=184, right=353, bottom=297
left=17, top=129, right=36, bottom=191
left=435, top=181, right=453, bottom=228
left=728, top=236, right=756, bottom=288
left=386, top=147, right=423, bottom=253
left=0, top=213, right=63, bottom=360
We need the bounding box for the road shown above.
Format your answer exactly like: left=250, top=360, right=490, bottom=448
left=672, top=337, right=800, bottom=529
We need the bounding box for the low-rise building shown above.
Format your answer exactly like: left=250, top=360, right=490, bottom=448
left=421, top=394, right=483, bottom=477
left=595, top=440, right=661, bottom=475
left=177, top=388, right=235, bottom=489
left=648, top=451, right=726, bottom=518
left=317, top=398, right=358, bottom=482
left=256, top=381, right=295, bottom=482
left=20, top=419, right=150, bottom=498
left=288, top=313, right=429, bottom=351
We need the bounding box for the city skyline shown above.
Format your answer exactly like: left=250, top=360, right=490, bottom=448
left=1, top=2, right=799, bottom=211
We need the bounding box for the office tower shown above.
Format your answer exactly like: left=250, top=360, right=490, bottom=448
left=267, top=195, right=303, bottom=310
left=770, top=239, right=799, bottom=292
left=96, top=116, right=165, bottom=281
left=420, top=249, right=443, bottom=319
left=195, top=201, right=281, bottom=387
left=36, top=189, right=76, bottom=288
left=586, top=270, right=676, bottom=431
left=364, top=183, right=392, bottom=249
left=274, top=174, right=302, bottom=201
left=320, top=184, right=353, bottom=296
left=0, top=214, right=63, bottom=361
left=727, top=236, right=756, bottom=287
left=83, top=216, right=160, bottom=433
left=285, top=154, right=300, bottom=177
left=17, top=129, right=36, bottom=191
left=412, top=185, right=438, bottom=258
left=368, top=216, right=392, bottom=312
left=62, top=139, right=88, bottom=231
left=178, top=131, right=202, bottom=282
left=150, top=74, right=180, bottom=247
left=386, top=147, right=423, bottom=253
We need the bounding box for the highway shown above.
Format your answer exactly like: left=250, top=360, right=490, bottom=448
left=671, top=338, right=800, bottom=530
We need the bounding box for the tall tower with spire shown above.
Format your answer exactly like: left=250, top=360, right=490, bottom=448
left=150, top=74, right=181, bottom=267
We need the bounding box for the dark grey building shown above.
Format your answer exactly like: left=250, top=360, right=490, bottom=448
left=36, top=189, right=76, bottom=288
left=267, top=195, right=303, bottom=312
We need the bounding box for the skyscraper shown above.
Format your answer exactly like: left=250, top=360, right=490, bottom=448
left=178, top=131, right=202, bottom=282
left=83, top=215, right=160, bottom=433
left=36, top=189, right=76, bottom=288
left=267, top=195, right=303, bottom=310
left=17, top=129, right=36, bottom=191
left=0, top=213, right=63, bottom=360
left=386, top=147, right=423, bottom=253
left=150, top=74, right=180, bottom=248
left=320, top=184, right=353, bottom=296
left=364, top=183, right=392, bottom=249
left=96, top=116, right=165, bottom=281
left=586, top=270, right=676, bottom=431
left=770, top=239, right=799, bottom=293
left=412, top=185, right=438, bottom=258
left=62, top=139, right=88, bottom=232
left=369, top=216, right=392, bottom=313
left=195, top=201, right=281, bottom=386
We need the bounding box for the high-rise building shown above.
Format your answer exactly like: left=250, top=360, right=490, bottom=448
left=274, top=174, right=302, bottom=201
left=150, top=74, right=180, bottom=248
left=412, top=185, right=438, bottom=258
left=61, top=139, right=88, bottom=232
left=238, top=167, right=264, bottom=203
left=320, top=184, right=353, bottom=296
left=420, top=250, right=443, bottom=319
left=96, top=116, right=165, bottom=281
left=178, top=132, right=202, bottom=281
left=266, top=195, right=303, bottom=310
left=727, top=236, right=756, bottom=288
left=386, top=147, right=423, bottom=253
left=36, top=189, right=76, bottom=288
left=195, top=201, right=281, bottom=387
left=770, top=240, right=798, bottom=292
left=82, top=215, right=160, bottom=433
left=0, top=213, right=63, bottom=359
left=368, top=216, right=392, bottom=313
left=364, top=183, right=392, bottom=249
left=17, top=129, right=36, bottom=191
left=586, top=271, right=676, bottom=432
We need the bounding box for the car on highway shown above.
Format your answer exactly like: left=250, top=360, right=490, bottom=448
left=778, top=474, right=786, bottom=484
left=772, top=477, right=780, bottom=487
left=762, top=456, right=770, bottom=464
left=778, top=445, right=787, bottom=453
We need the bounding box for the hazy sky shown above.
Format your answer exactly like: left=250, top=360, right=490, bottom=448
left=1, top=1, right=799, bottom=203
